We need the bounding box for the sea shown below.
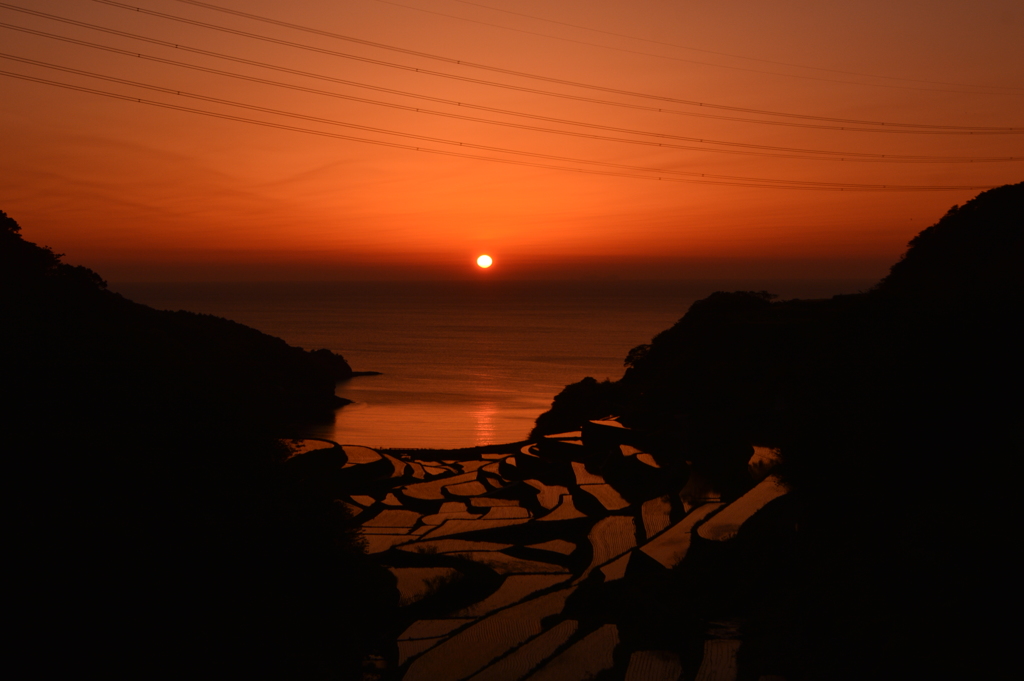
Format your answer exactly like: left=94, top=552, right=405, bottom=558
left=113, top=279, right=871, bottom=449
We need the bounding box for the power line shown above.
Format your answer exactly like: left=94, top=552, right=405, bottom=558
left=376, top=0, right=1021, bottom=96
left=445, top=0, right=1023, bottom=93
left=7, top=2, right=1018, bottom=135
left=0, top=70, right=866, bottom=190
left=106, top=0, right=1022, bottom=133
left=6, top=22, right=1015, bottom=164
left=0, top=59, right=998, bottom=191
left=0, top=52, right=851, bottom=185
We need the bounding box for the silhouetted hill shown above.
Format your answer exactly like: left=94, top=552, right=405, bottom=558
left=532, top=182, right=1023, bottom=679
left=877, top=182, right=1024, bottom=305
left=2, top=209, right=357, bottom=429
left=535, top=182, right=1022, bottom=453
left=2, top=211, right=393, bottom=677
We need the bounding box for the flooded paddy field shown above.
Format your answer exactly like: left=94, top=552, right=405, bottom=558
left=284, top=421, right=796, bottom=681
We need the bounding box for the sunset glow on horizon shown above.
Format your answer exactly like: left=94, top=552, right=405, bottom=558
left=1, top=0, right=1021, bottom=282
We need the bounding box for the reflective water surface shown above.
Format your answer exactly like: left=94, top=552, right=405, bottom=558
left=115, top=280, right=868, bottom=448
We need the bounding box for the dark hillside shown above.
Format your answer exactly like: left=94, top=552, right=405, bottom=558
left=1, top=209, right=355, bottom=428
left=532, top=182, right=1023, bottom=679
left=2, top=211, right=394, bottom=677
left=877, top=181, right=1024, bottom=305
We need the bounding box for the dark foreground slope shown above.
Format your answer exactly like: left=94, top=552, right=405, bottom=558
left=533, top=182, right=1023, bottom=679
left=2, top=211, right=395, bottom=678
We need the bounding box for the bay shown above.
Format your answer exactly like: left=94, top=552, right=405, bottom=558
left=113, top=280, right=869, bottom=449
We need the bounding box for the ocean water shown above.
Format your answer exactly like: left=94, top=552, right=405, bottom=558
left=114, top=280, right=870, bottom=449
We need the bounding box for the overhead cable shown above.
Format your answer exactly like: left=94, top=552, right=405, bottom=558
left=446, top=0, right=1023, bottom=92
left=0, top=70, right=871, bottom=190
left=0, top=58, right=997, bottom=191
left=378, top=0, right=1021, bottom=96
left=5, top=1, right=1017, bottom=135
left=89, top=0, right=1022, bottom=133
left=5, top=22, right=1015, bottom=164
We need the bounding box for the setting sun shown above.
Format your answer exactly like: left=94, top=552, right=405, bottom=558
left=1, top=0, right=1017, bottom=670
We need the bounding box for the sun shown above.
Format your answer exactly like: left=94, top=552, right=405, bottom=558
left=476, top=254, right=493, bottom=268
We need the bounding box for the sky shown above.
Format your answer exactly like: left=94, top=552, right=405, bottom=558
left=1, top=0, right=1022, bottom=281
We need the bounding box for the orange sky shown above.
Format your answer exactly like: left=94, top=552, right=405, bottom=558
left=1, top=0, right=1021, bottom=281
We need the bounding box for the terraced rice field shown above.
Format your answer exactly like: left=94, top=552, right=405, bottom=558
left=625, top=650, right=684, bottom=681
left=326, top=434, right=776, bottom=679
left=694, top=639, right=741, bottom=681
left=403, top=472, right=479, bottom=500
left=538, top=495, right=587, bottom=521
left=404, top=588, right=577, bottom=681
left=471, top=497, right=522, bottom=508
left=400, top=618, right=473, bottom=640
left=582, top=516, right=636, bottom=577
left=600, top=552, right=631, bottom=581
left=364, top=534, right=416, bottom=553
left=383, top=453, right=408, bottom=477
left=640, top=503, right=723, bottom=569
left=579, top=483, right=631, bottom=510
left=527, top=539, right=576, bottom=555
left=446, top=480, right=490, bottom=496
left=571, top=461, right=605, bottom=485
left=364, top=509, right=421, bottom=527
left=697, top=475, right=788, bottom=542
left=422, top=510, right=479, bottom=525
left=527, top=624, right=619, bottom=681
left=468, top=619, right=579, bottom=681
left=423, top=517, right=532, bottom=539
left=636, top=453, right=660, bottom=468
left=459, top=460, right=491, bottom=472
left=482, top=506, right=531, bottom=520
left=342, top=445, right=382, bottom=466
left=405, top=460, right=427, bottom=479
left=454, top=574, right=570, bottom=617
left=641, top=496, right=673, bottom=539
left=398, top=539, right=513, bottom=554
left=447, top=552, right=568, bottom=574
left=524, top=480, right=570, bottom=510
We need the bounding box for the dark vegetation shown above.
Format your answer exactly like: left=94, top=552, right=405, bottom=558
left=6, top=182, right=1019, bottom=678
left=533, top=182, right=1023, bottom=679
left=2, top=211, right=395, bottom=677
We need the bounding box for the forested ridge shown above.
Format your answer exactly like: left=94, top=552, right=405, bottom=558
left=2, top=211, right=395, bottom=677
left=4, top=181, right=1020, bottom=678
left=533, top=182, right=1023, bottom=678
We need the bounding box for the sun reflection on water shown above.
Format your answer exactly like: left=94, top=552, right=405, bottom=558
left=471, top=401, right=497, bottom=446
